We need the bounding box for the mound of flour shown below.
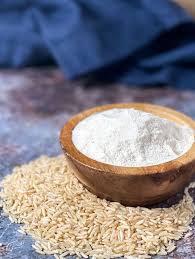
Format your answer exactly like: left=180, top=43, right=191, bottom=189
left=72, top=108, right=194, bottom=167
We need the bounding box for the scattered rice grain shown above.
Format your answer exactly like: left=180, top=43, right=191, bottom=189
left=0, top=155, right=195, bottom=258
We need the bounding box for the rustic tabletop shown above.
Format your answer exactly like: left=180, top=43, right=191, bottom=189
left=0, top=68, right=195, bottom=259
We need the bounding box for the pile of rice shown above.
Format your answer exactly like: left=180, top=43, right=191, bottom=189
left=0, top=155, right=194, bottom=259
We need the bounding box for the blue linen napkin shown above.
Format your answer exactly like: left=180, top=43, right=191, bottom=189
left=0, top=0, right=195, bottom=88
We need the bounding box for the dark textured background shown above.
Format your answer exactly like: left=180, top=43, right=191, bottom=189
left=0, top=68, right=195, bottom=258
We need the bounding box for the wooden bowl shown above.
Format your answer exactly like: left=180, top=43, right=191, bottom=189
left=60, top=103, right=195, bottom=206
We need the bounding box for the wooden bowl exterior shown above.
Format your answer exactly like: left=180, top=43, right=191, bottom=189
left=60, top=103, right=195, bottom=206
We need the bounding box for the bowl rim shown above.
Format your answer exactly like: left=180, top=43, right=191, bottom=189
left=60, top=102, right=195, bottom=176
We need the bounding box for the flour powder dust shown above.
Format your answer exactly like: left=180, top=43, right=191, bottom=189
left=72, top=108, right=194, bottom=167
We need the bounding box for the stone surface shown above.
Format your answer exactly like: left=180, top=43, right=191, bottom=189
left=0, top=68, right=195, bottom=258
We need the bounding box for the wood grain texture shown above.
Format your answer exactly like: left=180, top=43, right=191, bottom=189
left=60, top=103, right=195, bottom=206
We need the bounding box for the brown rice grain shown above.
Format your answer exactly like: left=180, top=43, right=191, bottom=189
left=0, top=155, right=195, bottom=258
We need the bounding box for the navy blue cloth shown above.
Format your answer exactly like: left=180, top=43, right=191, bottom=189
left=0, top=0, right=195, bottom=88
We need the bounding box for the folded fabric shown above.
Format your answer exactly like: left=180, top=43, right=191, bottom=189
left=0, top=0, right=195, bottom=88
